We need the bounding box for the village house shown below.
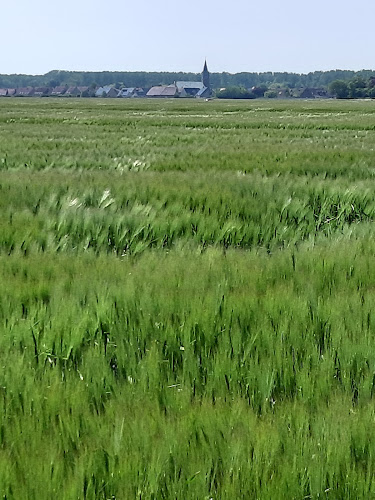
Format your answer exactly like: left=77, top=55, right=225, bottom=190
left=117, top=87, right=146, bottom=98
left=51, top=86, right=68, bottom=96
left=15, top=87, right=34, bottom=97
left=33, top=87, right=50, bottom=97
left=276, top=88, right=291, bottom=98
left=118, top=87, right=136, bottom=97
left=65, top=86, right=81, bottom=97
left=293, top=87, right=331, bottom=98
left=95, top=85, right=119, bottom=98
left=106, top=87, right=120, bottom=98
left=77, top=86, right=90, bottom=96
left=95, top=86, right=105, bottom=97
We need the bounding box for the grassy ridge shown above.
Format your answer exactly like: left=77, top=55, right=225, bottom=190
left=1, top=169, right=375, bottom=256
left=1, top=98, right=375, bottom=498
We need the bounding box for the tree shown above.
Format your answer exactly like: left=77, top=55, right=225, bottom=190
left=348, top=76, right=367, bottom=98
left=329, top=80, right=349, bottom=99
left=216, top=87, right=256, bottom=99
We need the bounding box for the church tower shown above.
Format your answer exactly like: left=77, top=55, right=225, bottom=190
left=202, top=60, right=210, bottom=91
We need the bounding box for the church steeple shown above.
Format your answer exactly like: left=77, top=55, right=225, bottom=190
left=202, top=59, right=210, bottom=90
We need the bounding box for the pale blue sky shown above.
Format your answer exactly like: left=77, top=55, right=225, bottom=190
left=2, top=0, right=375, bottom=75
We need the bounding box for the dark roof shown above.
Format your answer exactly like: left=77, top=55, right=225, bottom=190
left=298, top=87, right=329, bottom=98
left=33, top=87, right=50, bottom=95
left=196, top=86, right=210, bottom=97
left=51, top=86, right=67, bottom=95
left=16, top=87, right=34, bottom=96
left=65, top=86, right=78, bottom=92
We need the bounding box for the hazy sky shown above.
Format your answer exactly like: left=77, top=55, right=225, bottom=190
left=2, top=0, right=375, bottom=75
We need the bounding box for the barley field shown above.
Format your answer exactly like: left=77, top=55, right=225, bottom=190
left=1, top=97, right=375, bottom=499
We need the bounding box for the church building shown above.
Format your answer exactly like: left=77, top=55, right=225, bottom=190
left=147, top=61, right=211, bottom=98
left=176, top=60, right=211, bottom=98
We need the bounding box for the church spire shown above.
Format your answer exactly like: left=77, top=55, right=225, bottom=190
left=202, top=59, right=210, bottom=91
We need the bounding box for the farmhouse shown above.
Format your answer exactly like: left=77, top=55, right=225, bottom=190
left=147, top=84, right=179, bottom=97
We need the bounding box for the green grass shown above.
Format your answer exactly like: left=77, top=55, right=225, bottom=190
left=1, top=97, right=375, bottom=498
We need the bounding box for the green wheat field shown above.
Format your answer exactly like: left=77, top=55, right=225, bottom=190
left=2, top=97, right=375, bottom=499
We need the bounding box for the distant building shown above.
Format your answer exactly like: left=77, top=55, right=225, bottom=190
left=51, top=86, right=68, bottom=96
left=275, top=88, right=290, bottom=99
left=95, top=85, right=119, bottom=98
left=196, top=86, right=211, bottom=98
left=118, top=87, right=136, bottom=98
left=135, top=88, right=146, bottom=97
left=146, top=84, right=179, bottom=97
left=33, top=87, right=50, bottom=97
left=0, top=89, right=8, bottom=97
left=175, top=61, right=211, bottom=98
left=176, top=81, right=204, bottom=95
left=293, top=87, right=331, bottom=99
left=77, top=86, right=90, bottom=96
left=118, top=87, right=146, bottom=98
left=95, top=86, right=106, bottom=97
left=147, top=61, right=211, bottom=98
left=65, top=86, right=81, bottom=97
left=15, top=87, right=34, bottom=97
left=106, top=87, right=119, bottom=98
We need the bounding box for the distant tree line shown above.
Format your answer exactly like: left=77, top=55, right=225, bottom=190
left=216, top=87, right=256, bottom=99
left=329, top=76, right=375, bottom=98
left=2, top=69, right=375, bottom=92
